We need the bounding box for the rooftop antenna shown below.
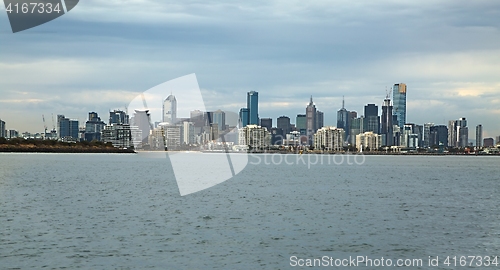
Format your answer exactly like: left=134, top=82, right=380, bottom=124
left=342, top=95, right=345, bottom=109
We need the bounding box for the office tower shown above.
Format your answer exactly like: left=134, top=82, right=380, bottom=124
left=57, top=115, right=79, bottom=140
left=363, top=104, right=380, bottom=134
left=414, top=124, right=423, bottom=147
left=296, top=114, right=307, bottom=135
left=109, top=110, right=129, bottom=125
left=133, top=110, right=152, bottom=144
left=183, top=122, right=195, bottom=145
left=447, top=120, right=457, bottom=147
left=85, top=112, right=105, bottom=141
left=306, top=96, right=317, bottom=144
left=349, top=117, right=363, bottom=146
left=457, top=117, right=468, bottom=148
left=381, top=97, right=393, bottom=146
left=423, top=123, right=434, bottom=148
left=239, top=108, right=249, bottom=127
left=277, top=116, right=291, bottom=135
left=259, top=118, right=272, bottom=132
left=212, top=110, right=226, bottom=131
left=337, top=97, right=349, bottom=137
left=476, top=124, right=483, bottom=148
left=430, top=125, right=448, bottom=147
left=0, top=119, right=5, bottom=138
left=316, top=111, right=324, bottom=130
left=162, top=94, right=177, bottom=124
left=349, top=111, right=358, bottom=119
left=247, top=91, right=259, bottom=125
left=393, top=83, right=407, bottom=130
left=483, top=138, right=494, bottom=147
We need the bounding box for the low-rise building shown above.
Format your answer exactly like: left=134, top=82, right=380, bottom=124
left=356, top=131, right=382, bottom=151
left=238, top=124, right=271, bottom=149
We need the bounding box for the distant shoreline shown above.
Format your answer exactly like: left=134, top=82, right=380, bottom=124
left=0, top=145, right=135, bottom=154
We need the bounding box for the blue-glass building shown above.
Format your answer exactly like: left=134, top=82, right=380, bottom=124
left=392, top=83, right=407, bottom=129
left=247, top=91, right=259, bottom=125
left=239, top=108, right=249, bottom=127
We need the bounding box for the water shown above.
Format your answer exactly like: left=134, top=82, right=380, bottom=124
left=1, top=153, right=499, bottom=269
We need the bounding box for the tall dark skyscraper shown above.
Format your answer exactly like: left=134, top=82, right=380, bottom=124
left=296, top=114, right=306, bottom=135
left=247, top=91, right=259, bottom=125
left=277, top=116, right=291, bottom=135
left=392, top=83, right=407, bottom=129
left=306, top=96, right=317, bottom=145
left=259, top=118, right=272, bottom=132
left=364, top=104, right=380, bottom=134
left=381, top=97, right=394, bottom=146
left=239, top=108, right=249, bottom=127
left=430, top=125, right=448, bottom=147
left=337, top=97, right=349, bottom=138
left=316, top=111, right=324, bottom=130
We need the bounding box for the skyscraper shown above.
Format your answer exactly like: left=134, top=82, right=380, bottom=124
left=306, top=96, right=317, bottom=145
left=393, top=83, right=407, bottom=130
left=423, top=123, right=434, bottom=148
left=163, top=94, right=177, bottom=124
left=337, top=97, right=350, bottom=138
left=109, top=110, right=129, bottom=125
left=57, top=115, right=79, bottom=140
left=449, top=118, right=468, bottom=148
left=430, top=125, right=448, bottom=147
left=85, top=112, right=105, bottom=141
left=476, top=124, right=483, bottom=148
left=212, top=110, right=226, bottom=131
left=0, top=119, right=6, bottom=138
left=363, top=104, right=379, bottom=134
left=381, top=97, right=393, bottom=146
left=296, top=114, right=306, bottom=135
left=277, top=116, right=291, bottom=135
left=239, top=108, right=249, bottom=127
left=259, top=118, right=272, bottom=132
left=316, top=111, right=324, bottom=130
left=247, top=91, right=259, bottom=125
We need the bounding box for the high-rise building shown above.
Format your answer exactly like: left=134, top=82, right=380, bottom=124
left=316, top=111, right=324, bottom=130
left=423, top=123, right=434, bottom=148
left=381, top=97, right=393, bottom=146
left=483, top=138, right=494, bottom=147
left=457, top=118, right=468, bottom=148
left=448, top=120, right=457, bottom=148
left=259, top=118, right=272, bottom=132
left=337, top=97, right=349, bottom=138
left=212, top=110, right=226, bottom=131
left=85, top=112, right=105, bottom=141
left=363, top=104, right=379, bottom=134
left=429, top=125, right=448, bottom=147
left=277, top=116, right=291, bottom=135
left=296, top=114, right=307, bottom=135
left=306, top=96, right=317, bottom=145
left=247, top=91, right=259, bottom=125
left=163, top=94, right=177, bottom=124
left=133, top=110, right=152, bottom=144
left=476, top=124, right=483, bottom=148
left=0, top=119, right=5, bottom=138
left=183, top=121, right=195, bottom=145
left=239, top=108, right=249, bottom=127
left=314, top=126, right=345, bottom=151
left=349, top=117, right=363, bottom=146
left=109, top=110, right=129, bottom=125
left=238, top=124, right=271, bottom=149
left=392, top=83, right=407, bottom=130
left=57, top=115, right=79, bottom=140
left=356, top=131, right=382, bottom=151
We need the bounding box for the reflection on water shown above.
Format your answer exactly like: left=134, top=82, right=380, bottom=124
left=1, top=153, right=499, bottom=269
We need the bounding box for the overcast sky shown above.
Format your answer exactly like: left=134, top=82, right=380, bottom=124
left=1, top=0, right=499, bottom=139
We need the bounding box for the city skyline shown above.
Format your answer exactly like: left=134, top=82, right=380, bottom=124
left=1, top=1, right=500, bottom=137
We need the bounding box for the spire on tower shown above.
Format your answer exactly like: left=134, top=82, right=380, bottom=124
left=342, top=95, right=345, bottom=109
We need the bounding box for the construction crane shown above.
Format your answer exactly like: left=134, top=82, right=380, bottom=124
left=42, top=114, right=48, bottom=139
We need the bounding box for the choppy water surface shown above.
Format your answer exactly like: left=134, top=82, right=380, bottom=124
left=1, top=153, right=499, bottom=269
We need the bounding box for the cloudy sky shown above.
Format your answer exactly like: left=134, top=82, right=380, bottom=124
left=1, top=0, right=499, bottom=139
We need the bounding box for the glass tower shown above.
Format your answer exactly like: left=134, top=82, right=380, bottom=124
left=392, top=83, right=407, bottom=130
left=247, top=91, right=259, bottom=125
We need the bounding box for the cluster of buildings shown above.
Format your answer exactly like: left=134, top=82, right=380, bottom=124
left=1, top=82, right=499, bottom=153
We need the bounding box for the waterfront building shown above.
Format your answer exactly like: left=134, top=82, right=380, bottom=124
left=313, top=126, right=345, bottom=151
left=57, top=115, right=79, bottom=140
left=423, top=123, right=434, bottom=148
left=85, top=112, right=105, bottom=141
left=381, top=97, right=394, bottom=146
left=163, top=94, right=177, bottom=124
left=392, top=83, right=407, bottom=130
left=238, top=124, right=271, bottom=149
left=476, top=124, right=483, bottom=148
left=0, top=119, right=5, bottom=138
left=483, top=138, right=494, bottom=147
left=356, top=131, right=382, bottom=151
left=259, top=118, right=272, bottom=132
left=102, top=124, right=134, bottom=148
left=247, top=91, right=259, bottom=125
left=363, top=104, right=379, bottom=134
left=8, top=130, right=18, bottom=139
left=277, top=116, right=291, bottom=135
left=429, top=125, right=448, bottom=148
